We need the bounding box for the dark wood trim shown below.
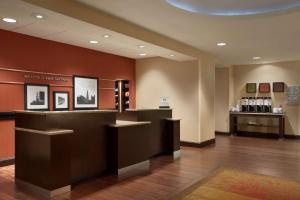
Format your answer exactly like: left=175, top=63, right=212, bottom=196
left=180, top=138, right=215, bottom=148
left=0, top=112, right=15, bottom=120
left=0, top=157, right=15, bottom=167
left=215, top=131, right=230, bottom=136
left=235, top=131, right=279, bottom=139
left=284, top=135, right=300, bottom=139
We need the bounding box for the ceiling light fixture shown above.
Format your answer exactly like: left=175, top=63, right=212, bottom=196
left=139, top=53, right=147, bottom=56
left=2, top=17, right=16, bottom=23
left=89, top=40, right=99, bottom=44
left=103, top=34, right=111, bottom=38
left=170, top=54, right=175, bottom=57
left=32, top=13, right=45, bottom=19
left=137, top=45, right=145, bottom=48
left=217, top=42, right=227, bottom=46
left=253, top=56, right=261, bottom=60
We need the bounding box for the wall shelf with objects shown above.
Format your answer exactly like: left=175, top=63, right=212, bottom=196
left=115, top=80, right=130, bottom=112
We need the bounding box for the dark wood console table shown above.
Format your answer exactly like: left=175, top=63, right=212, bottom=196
left=230, top=112, right=285, bottom=138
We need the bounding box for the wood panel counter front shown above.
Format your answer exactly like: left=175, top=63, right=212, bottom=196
left=15, top=110, right=117, bottom=185
left=117, top=109, right=173, bottom=156
left=15, top=109, right=180, bottom=198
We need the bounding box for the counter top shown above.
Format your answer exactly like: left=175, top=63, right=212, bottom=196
left=15, top=127, right=74, bottom=135
left=15, top=110, right=118, bottom=115
left=125, top=108, right=172, bottom=111
left=230, top=112, right=285, bottom=116
left=109, top=120, right=151, bottom=127
left=165, top=118, right=181, bottom=121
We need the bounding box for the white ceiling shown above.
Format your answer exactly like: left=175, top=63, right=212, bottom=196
left=77, top=0, right=300, bottom=65
left=0, top=0, right=195, bottom=62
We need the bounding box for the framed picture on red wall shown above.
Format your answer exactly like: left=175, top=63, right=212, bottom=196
left=73, top=76, right=99, bottom=110
left=259, top=83, right=271, bottom=93
left=24, top=83, right=50, bottom=111
left=53, top=91, right=69, bottom=111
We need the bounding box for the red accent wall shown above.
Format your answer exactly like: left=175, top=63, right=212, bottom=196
left=0, top=29, right=136, bottom=160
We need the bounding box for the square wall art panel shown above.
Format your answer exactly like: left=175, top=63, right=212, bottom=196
left=273, top=82, right=285, bottom=92
left=246, top=83, right=257, bottom=93
left=259, top=83, right=271, bottom=93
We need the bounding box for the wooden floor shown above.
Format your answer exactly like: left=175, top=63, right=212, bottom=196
left=1, top=135, right=300, bottom=200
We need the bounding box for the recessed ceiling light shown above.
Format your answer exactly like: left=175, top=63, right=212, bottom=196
left=139, top=53, right=147, bottom=56
left=217, top=42, right=227, bottom=46
left=170, top=54, right=175, bottom=57
left=31, top=13, right=45, bottom=19
left=137, top=45, right=145, bottom=48
left=253, top=56, right=261, bottom=60
left=2, top=18, right=16, bottom=23
left=89, top=40, right=99, bottom=44
left=103, top=34, right=111, bottom=38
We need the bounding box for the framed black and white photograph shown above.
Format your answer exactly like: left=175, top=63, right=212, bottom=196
left=53, top=91, right=69, bottom=111
left=24, top=84, right=50, bottom=111
left=73, top=76, right=99, bottom=110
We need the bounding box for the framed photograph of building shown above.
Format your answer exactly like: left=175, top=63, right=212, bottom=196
left=259, top=83, right=271, bottom=93
left=53, top=91, right=69, bottom=111
left=73, top=76, right=99, bottom=110
left=246, top=83, right=257, bottom=93
left=24, top=84, right=50, bottom=111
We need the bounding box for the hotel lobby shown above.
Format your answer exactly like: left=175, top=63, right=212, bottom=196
left=1, top=0, right=300, bottom=199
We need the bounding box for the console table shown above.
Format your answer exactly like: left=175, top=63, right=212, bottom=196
left=229, top=112, right=285, bottom=138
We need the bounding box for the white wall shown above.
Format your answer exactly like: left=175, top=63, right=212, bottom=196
left=136, top=57, right=216, bottom=143
left=136, top=57, right=200, bottom=142
left=198, top=58, right=216, bottom=141
left=232, top=61, right=300, bottom=135
left=215, top=68, right=229, bottom=133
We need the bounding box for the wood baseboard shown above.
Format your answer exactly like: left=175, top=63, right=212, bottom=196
left=235, top=131, right=279, bottom=139
left=180, top=138, right=215, bottom=148
left=284, top=135, right=300, bottom=139
left=0, top=157, right=15, bottom=167
left=215, top=131, right=230, bottom=136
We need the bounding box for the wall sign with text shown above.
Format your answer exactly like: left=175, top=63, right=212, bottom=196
left=286, top=85, right=300, bottom=105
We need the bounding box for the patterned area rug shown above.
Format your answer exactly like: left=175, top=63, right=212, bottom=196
left=175, top=169, right=300, bottom=200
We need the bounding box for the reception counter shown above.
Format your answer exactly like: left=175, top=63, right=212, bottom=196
left=15, top=109, right=180, bottom=198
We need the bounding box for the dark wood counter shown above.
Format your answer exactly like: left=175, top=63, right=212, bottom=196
left=15, top=128, right=73, bottom=198
left=15, top=110, right=117, bottom=184
left=108, top=121, right=152, bottom=172
left=117, top=109, right=174, bottom=156
left=15, top=109, right=180, bottom=197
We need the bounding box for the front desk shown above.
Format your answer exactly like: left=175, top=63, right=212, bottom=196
left=15, top=109, right=180, bottom=198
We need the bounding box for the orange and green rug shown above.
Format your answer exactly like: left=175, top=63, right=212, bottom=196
left=176, top=169, right=300, bottom=200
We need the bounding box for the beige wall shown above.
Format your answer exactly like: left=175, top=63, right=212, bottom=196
left=232, top=61, right=300, bottom=135
left=136, top=57, right=216, bottom=143
left=215, top=68, right=229, bottom=133
left=136, top=57, right=199, bottom=142
left=198, top=57, right=216, bottom=141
